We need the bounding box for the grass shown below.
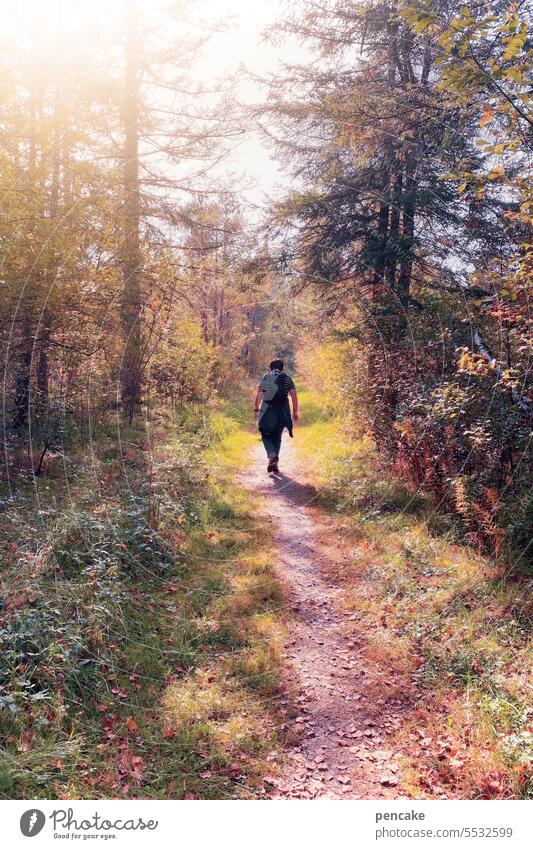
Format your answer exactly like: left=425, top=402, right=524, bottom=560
left=1, top=381, right=530, bottom=799
left=0, top=396, right=285, bottom=799
left=293, top=385, right=532, bottom=799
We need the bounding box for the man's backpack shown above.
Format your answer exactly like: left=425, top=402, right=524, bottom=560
left=266, top=373, right=289, bottom=406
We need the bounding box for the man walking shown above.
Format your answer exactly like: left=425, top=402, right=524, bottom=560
left=254, top=358, right=299, bottom=474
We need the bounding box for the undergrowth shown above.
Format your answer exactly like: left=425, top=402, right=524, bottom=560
left=295, top=387, right=532, bottom=800
left=0, top=395, right=284, bottom=799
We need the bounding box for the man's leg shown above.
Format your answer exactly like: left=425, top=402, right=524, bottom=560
left=261, top=432, right=277, bottom=466
left=261, top=431, right=284, bottom=473
left=270, top=429, right=283, bottom=472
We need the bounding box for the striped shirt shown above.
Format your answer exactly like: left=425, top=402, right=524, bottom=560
left=258, top=369, right=295, bottom=403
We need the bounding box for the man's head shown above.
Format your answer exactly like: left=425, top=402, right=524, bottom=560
left=269, top=358, right=284, bottom=371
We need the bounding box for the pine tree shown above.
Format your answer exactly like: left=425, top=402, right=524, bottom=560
left=262, top=0, right=511, bottom=456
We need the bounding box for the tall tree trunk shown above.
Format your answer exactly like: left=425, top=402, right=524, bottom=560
left=395, top=37, right=429, bottom=308
left=387, top=168, right=403, bottom=288
left=37, top=342, right=49, bottom=404
left=397, top=150, right=416, bottom=310
left=381, top=5, right=400, bottom=291
left=370, top=2, right=402, bottom=459
left=121, top=0, right=142, bottom=421
left=14, top=323, right=32, bottom=430
left=397, top=34, right=430, bottom=312
left=38, top=82, right=62, bottom=408
left=15, top=42, right=40, bottom=430
left=374, top=159, right=390, bottom=287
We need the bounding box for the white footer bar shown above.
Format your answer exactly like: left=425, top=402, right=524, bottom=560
left=2, top=799, right=530, bottom=848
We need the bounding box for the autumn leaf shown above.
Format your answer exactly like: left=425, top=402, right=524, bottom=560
left=480, top=107, right=494, bottom=127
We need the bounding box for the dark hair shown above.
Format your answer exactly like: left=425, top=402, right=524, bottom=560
left=269, top=358, right=284, bottom=371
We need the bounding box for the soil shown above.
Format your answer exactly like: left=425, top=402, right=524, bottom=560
left=240, top=437, right=414, bottom=799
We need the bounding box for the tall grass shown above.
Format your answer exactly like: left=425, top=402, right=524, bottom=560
left=294, top=386, right=532, bottom=799
left=0, top=402, right=285, bottom=799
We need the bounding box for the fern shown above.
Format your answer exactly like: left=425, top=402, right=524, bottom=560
left=454, top=478, right=505, bottom=555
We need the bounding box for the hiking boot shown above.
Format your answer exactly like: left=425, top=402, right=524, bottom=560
left=267, top=455, right=278, bottom=473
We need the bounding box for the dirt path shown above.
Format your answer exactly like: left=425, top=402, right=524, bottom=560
left=240, top=437, right=411, bottom=799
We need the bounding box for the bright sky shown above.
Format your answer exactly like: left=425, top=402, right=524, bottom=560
left=1, top=0, right=306, bottom=211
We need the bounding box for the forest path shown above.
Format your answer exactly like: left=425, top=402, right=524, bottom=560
left=239, top=436, right=411, bottom=800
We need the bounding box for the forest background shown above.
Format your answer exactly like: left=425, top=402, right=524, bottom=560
left=0, top=0, right=531, bottom=800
